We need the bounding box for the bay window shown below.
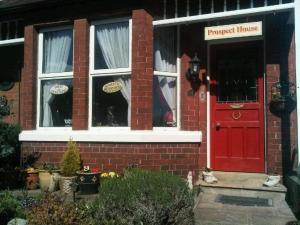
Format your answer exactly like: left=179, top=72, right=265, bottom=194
left=90, top=19, right=131, bottom=128
left=37, top=27, right=73, bottom=128
left=153, top=26, right=179, bottom=128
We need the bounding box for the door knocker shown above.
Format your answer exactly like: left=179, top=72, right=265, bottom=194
left=232, top=111, right=241, bottom=120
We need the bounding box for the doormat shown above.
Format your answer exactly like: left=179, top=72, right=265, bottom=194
left=215, top=194, right=273, bottom=207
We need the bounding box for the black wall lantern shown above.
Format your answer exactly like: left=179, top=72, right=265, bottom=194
left=186, top=53, right=201, bottom=83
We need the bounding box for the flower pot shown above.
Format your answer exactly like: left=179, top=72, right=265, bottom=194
left=26, top=171, right=39, bottom=190
left=39, top=170, right=60, bottom=192
left=76, top=172, right=100, bottom=194
left=59, top=176, right=76, bottom=194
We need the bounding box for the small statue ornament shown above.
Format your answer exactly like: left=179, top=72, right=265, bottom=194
left=187, top=171, right=193, bottom=190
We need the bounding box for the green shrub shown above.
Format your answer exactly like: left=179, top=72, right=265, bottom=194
left=26, top=194, right=92, bottom=225
left=90, top=169, right=195, bottom=225
left=0, top=121, right=21, bottom=167
left=0, top=96, right=22, bottom=190
left=0, top=96, right=10, bottom=119
left=0, top=191, right=25, bottom=225
left=60, top=139, right=81, bottom=177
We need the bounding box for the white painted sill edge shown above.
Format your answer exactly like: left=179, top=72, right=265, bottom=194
left=19, top=130, right=202, bottom=143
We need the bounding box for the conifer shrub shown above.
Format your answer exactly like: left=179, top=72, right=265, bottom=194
left=60, top=139, right=81, bottom=177
left=90, top=169, right=195, bottom=225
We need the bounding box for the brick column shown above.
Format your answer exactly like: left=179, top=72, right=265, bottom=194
left=73, top=19, right=89, bottom=130
left=20, top=25, right=37, bottom=130
left=131, top=9, right=153, bottom=130
left=266, top=64, right=282, bottom=174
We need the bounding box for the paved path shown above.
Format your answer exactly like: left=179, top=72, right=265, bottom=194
left=193, top=190, right=297, bottom=225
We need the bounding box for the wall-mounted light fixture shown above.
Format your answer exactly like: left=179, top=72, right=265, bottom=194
left=186, top=53, right=201, bottom=83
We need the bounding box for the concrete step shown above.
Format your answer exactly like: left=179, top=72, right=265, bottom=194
left=195, top=171, right=287, bottom=193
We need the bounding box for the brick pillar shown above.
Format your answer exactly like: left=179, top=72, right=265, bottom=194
left=73, top=19, right=89, bottom=130
left=266, top=64, right=282, bottom=174
left=131, top=9, right=153, bottom=130
left=20, top=26, right=37, bottom=130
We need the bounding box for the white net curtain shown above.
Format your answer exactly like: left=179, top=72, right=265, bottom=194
left=153, top=27, right=177, bottom=127
left=95, top=22, right=131, bottom=126
left=41, top=29, right=73, bottom=127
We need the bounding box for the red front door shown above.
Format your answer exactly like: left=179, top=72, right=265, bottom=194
left=210, top=41, right=264, bottom=173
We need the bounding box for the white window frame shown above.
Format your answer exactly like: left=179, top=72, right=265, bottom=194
left=89, top=18, right=132, bottom=130
left=36, top=26, right=74, bottom=130
left=153, top=25, right=181, bottom=131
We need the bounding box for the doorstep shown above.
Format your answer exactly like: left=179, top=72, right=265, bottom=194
left=195, top=171, right=287, bottom=193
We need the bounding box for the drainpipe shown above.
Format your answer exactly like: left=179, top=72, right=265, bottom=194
left=295, top=1, right=300, bottom=175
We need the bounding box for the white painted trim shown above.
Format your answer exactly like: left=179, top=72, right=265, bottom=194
left=37, top=27, right=74, bottom=129
left=153, top=26, right=181, bottom=129
left=206, top=45, right=211, bottom=168
left=153, top=71, right=178, bottom=77
left=19, top=130, right=202, bottom=143
left=0, top=38, right=24, bottom=47
left=89, top=18, right=131, bottom=75
left=88, top=18, right=132, bottom=129
left=295, top=1, right=300, bottom=170
left=153, top=3, right=295, bottom=27
left=177, top=25, right=181, bottom=129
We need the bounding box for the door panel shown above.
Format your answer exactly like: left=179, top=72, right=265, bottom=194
left=210, top=41, right=264, bottom=173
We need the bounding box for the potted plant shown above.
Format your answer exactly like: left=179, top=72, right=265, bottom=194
left=22, top=152, right=41, bottom=190
left=38, top=163, right=60, bottom=192
left=76, top=166, right=101, bottom=194
left=59, top=139, right=81, bottom=194
left=25, top=167, right=39, bottom=190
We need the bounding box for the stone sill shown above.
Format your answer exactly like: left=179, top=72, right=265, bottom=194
left=19, top=130, right=202, bottom=143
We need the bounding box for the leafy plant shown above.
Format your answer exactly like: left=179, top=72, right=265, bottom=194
left=90, top=169, right=195, bottom=225
left=25, top=193, right=92, bottom=225
left=60, top=139, right=81, bottom=177
left=0, top=96, right=10, bottom=119
left=0, top=122, right=21, bottom=160
left=0, top=95, right=21, bottom=173
left=38, top=163, right=58, bottom=174
left=21, top=152, right=41, bottom=169
left=0, top=191, right=25, bottom=225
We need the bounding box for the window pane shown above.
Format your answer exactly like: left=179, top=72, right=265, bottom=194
left=94, top=22, right=129, bottom=70
left=154, top=27, right=177, bottom=73
left=92, top=76, right=131, bottom=127
left=42, top=29, right=73, bottom=73
left=153, top=76, right=177, bottom=127
left=40, top=79, right=73, bottom=127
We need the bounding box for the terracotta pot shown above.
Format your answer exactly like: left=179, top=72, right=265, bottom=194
left=59, top=176, right=76, bottom=194
left=39, top=170, right=60, bottom=192
left=76, top=172, right=100, bottom=194
left=26, top=171, right=39, bottom=190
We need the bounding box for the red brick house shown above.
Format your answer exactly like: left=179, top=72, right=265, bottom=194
left=0, top=0, right=299, bottom=180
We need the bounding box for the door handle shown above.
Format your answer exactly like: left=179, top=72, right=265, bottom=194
left=216, top=122, right=221, bottom=129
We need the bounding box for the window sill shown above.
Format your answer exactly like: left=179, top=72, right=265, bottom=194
left=19, top=130, right=202, bottom=143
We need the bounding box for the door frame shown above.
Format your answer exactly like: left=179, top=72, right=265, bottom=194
left=206, top=36, right=267, bottom=172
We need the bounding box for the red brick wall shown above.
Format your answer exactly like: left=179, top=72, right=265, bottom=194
left=131, top=9, right=153, bottom=130
left=73, top=19, right=89, bottom=130
left=20, top=25, right=37, bottom=130
left=266, top=13, right=296, bottom=175
left=19, top=9, right=204, bottom=177
left=22, top=142, right=201, bottom=176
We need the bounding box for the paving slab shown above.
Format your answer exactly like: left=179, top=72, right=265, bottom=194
left=194, top=190, right=297, bottom=225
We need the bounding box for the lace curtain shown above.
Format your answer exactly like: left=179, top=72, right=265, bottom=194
left=41, top=29, right=73, bottom=126
left=154, top=27, right=177, bottom=124
left=95, top=22, right=131, bottom=125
